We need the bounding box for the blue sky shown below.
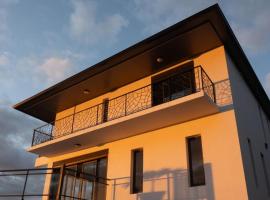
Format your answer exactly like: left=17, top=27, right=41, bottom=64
left=0, top=0, right=269, bottom=169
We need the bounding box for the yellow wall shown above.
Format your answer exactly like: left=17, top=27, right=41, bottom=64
left=37, top=110, right=247, bottom=200
left=35, top=46, right=245, bottom=199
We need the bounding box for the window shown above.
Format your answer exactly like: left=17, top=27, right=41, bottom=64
left=152, top=62, right=195, bottom=106
left=131, top=149, right=143, bottom=193
left=247, top=138, right=258, bottom=187
left=187, top=135, right=205, bottom=186
left=260, top=153, right=270, bottom=196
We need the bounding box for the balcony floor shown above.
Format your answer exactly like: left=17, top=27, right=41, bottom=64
left=28, top=91, right=219, bottom=156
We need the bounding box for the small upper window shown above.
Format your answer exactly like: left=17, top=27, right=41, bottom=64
left=131, top=149, right=143, bottom=193
left=187, top=135, right=205, bottom=186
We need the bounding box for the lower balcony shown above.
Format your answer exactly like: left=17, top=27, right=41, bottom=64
left=28, top=66, right=224, bottom=156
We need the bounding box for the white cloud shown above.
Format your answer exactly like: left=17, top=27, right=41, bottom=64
left=0, top=53, right=9, bottom=66
left=133, top=0, right=216, bottom=34
left=0, top=54, right=75, bottom=103
left=69, top=0, right=128, bottom=45
left=38, top=57, right=73, bottom=84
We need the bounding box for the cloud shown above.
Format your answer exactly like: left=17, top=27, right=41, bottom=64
left=0, top=0, right=18, bottom=43
left=0, top=54, right=75, bottom=104
left=0, top=103, right=40, bottom=170
left=0, top=53, right=9, bottom=66
left=225, top=0, right=270, bottom=54
left=38, top=57, right=73, bottom=84
left=132, top=0, right=215, bottom=34
left=0, top=102, right=44, bottom=194
left=69, top=0, right=128, bottom=45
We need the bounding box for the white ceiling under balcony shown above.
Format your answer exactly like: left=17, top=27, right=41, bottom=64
left=28, top=91, right=219, bottom=157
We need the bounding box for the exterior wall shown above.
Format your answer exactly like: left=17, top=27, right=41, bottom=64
left=36, top=110, right=247, bottom=200
left=226, top=53, right=270, bottom=200
left=34, top=46, right=248, bottom=199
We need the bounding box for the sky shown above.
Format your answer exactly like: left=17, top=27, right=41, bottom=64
left=0, top=0, right=270, bottom=172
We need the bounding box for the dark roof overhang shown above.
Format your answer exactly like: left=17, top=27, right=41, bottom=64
left=13, top=4, right=270, bottom=122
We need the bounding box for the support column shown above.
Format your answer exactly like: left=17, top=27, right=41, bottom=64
left=42, top=162, right=53, bottom=200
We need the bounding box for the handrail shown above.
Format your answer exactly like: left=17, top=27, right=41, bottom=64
left=0, top=167, right=109, bottom=199
left=32, top=66, right=216, bottom=146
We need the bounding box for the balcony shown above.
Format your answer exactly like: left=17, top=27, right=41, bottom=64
left=29, top=66, right=226, bottom=156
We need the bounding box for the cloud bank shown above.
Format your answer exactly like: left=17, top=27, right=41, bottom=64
left=70, top=0, right=128, bottom=45
left=38, top=57, right=73, bottom=84
left=0, top=104, right=40, bottom=169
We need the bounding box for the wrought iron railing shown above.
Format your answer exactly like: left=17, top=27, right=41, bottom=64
left=214, top=79, right=232, bottom=106
left=0, top=167, right=108, bottom=200
left=0, top=168, right=50, bottom=199
left=32, top=66, right=216, bottom=146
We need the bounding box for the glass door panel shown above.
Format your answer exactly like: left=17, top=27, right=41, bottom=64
left=95, top=158, right=107, bottom=200
left=80, top=161, right=97, bottom=200
left=62, top=165, right=77, bottom=199
left=51, top=157, right=107, bottom=200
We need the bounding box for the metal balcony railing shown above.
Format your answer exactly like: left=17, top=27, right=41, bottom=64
left=31, top=66, right=216, bottom=146
left=0, top=167, right=108, bottom=200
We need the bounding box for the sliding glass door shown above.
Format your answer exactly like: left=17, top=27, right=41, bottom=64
left=50, top=157, right=107, bottom=200
left=152, top=63, right=195, bottom=106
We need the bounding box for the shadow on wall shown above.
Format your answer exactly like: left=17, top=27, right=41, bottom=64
left=110, top=163, right=214, bottom=200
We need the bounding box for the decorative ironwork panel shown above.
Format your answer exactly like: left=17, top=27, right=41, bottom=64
left=201, top=69, right=215, bottom=102
left=126, top=86, right=152, bottom=115
left=73, top=106, right=99, bottom=131
left=107, top=95, right=126, bottom=121
left=32, top=130, right=53, bottom=146
left=36, top=123, right=53, bottom=136
left=215, top=79, right=232, bottom=106
left=53, top=115, right=73, bottom=138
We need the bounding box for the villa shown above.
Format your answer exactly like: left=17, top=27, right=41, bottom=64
left=4, top=4, right=270, bottom=200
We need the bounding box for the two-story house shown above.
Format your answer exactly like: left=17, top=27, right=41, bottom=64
left=6, top=4, right=270, bottom=200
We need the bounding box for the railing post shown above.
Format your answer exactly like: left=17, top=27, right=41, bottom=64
left=102, top=99, right=109, bottom=122
left=71, top=113, right=75, bottom=133
left=50, top=123, right=54, bottom=140
left=212, top=82, right=216, bottom=103
left=197, top=67, right=201, bottom=91
left=200, top=67, right=204, bottom=91
left=21, top=169, right=29, bottom=200
left=56, top=165, right=65, bottom=200
left=96, top=105, right=99, bottom=125
left=125, top=94, right=127, bottom=116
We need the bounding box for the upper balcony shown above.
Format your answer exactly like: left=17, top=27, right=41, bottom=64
left=28, top=66, right=231, bottom=156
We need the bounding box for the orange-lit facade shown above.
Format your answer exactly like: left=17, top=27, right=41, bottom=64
left=12, top=5, right=270, bottom=200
